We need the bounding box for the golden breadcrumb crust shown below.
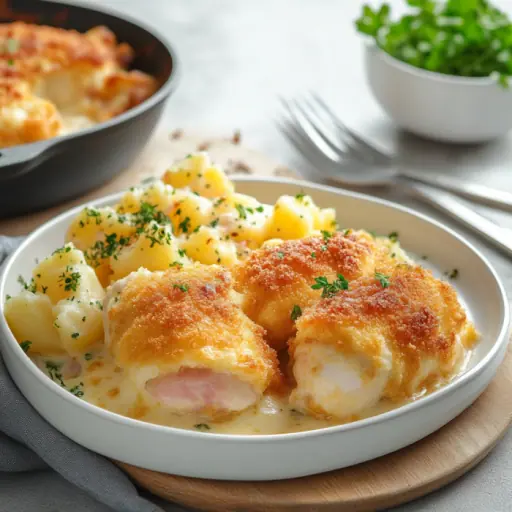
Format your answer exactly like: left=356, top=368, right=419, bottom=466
left=106, top=265, right=280, bottom=392
left=290, top=264, right=478, bottom=400
left=0, top=79, right=62, bottom=145
left=0, top=22, right=157, bottom=146
left=233, top=230, right=384, bottom=349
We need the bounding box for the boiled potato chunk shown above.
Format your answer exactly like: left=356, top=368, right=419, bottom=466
left=66, top=208, right=135, bottom=251
left=163, top=153, right=210, bottom=189
left=168, top=194, right=213, bottom=234
left=264, top=195, right=316, bottom=240
left=200, top=165, right=234, bottom=198
left=117, top=181, right=176, bottom=214
left=181, top=227, right=238, bottom=266
left=53, top=299, right=104, bottom=354
left=314, top=207, right=337, bottom=231
left=163, top=153, right=234, bottom=198
left=5, top=292, right=63, bottom=355
left=110, top=224, right=188, bottom=282
left=33, top=244, right=104, bottom=304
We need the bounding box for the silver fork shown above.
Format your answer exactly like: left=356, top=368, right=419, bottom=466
left=278, top=94, right=512, bottom=258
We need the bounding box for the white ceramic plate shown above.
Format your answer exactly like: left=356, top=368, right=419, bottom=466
left=0, top=177, right=509, bottom=481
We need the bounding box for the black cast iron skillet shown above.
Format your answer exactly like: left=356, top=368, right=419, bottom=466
left=0, top=0, right=179, bottom=218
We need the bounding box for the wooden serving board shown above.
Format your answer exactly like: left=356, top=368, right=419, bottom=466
left=3, top=130, right=511, bottom=511
left=119, top=342, right=512, bottom=512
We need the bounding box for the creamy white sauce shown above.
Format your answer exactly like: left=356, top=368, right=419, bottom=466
left=60, top=114, right=95, bottom=136
left=33, top=345, right=473, bottom=436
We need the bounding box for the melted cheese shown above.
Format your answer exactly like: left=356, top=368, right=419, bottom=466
left=34, top=346, right=472, bottom=435
left=5, top=153, right=478, bottom=435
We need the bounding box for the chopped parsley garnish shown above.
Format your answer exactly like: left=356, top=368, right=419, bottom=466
left=321, top=230, right=333, bottom=242
left=133, top=202, right=171, bottom=230
left=46, top=361, right=65, bottom=387
left=311, top=274, right=349, bottom=298
left=84, top=353, right=93, bottom=361
left=46, top=361, right=84, bottom=397
left=178, top=216, right=191, bottom=233
left=295, top=192, right=306, bottom=201
left=355, top=0, right=512, bottom=88
left=144, top=224, right=172, bottom=248
left=58, top=270, right=81, bottom=292
left=173, top=283, right=189, bottom=292
left=291, top=305, right=302, bottom=321
left=388, top=231, right=399, bottom=242
left=42, top=286, right=48, bottom=294
left=52, top=245, right=72, bottom=255
left=375, top=272, right=390, bottom=288
left=277, top=251, right=285, bottom=259
left=448, top=269, right=459, bottom=279
left=20, top=341, right=32, bottom=353
left=17, top=275, right=37, bottom=293
left=178, top=248, right=187, bottom=257
left=71, top=332, right=80, bottom=339
left=85, top=208, right=102, bottom=225
left=311, top=252, right=316, bottom=258
left=194, top=423, right=211, bottom=431
left=256, top=205, right=265, bottom=213
left=69, top=382, right=84, bottom=398
left=235, top=203, right=248, bottom=220
left=210, top=218, right=219, bottom=228
left=170, top=261, right=183, bottom=268
left=85, top=233, right=131, bottom=266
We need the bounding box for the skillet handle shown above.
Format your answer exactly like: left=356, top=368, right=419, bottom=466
left=0, top=140, right=57, bottom=182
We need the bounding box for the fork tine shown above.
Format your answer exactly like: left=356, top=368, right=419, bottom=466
left=286, top=98, right=353, bottom=160
left=300, top=95, right=371, bottom=161
left=278, top=118, right=335, bottom=171
left=309, top=93, right=392, bottom=164
left=280, top=97, right=351, bottom=165
left=279, top=98, right=342, bottom=163
left=277, top=119, right=373, bottom=187
left=277, top=118, right=360, bottom=183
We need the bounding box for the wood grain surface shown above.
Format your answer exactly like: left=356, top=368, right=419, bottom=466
left=118, top=342, right=512, bottom=511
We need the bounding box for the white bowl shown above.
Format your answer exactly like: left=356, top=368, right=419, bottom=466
left=0, top=177, right=509, bottom=481
left=364, top=44, right=512, bottom=144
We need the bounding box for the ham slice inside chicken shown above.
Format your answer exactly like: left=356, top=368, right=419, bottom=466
left=146, top=367, right=258, bottom=414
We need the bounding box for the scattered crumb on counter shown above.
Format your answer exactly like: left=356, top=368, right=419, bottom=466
left=232, top=130, right=241, bottom=144
left=197, top=141, right=211, bottom=151
left=226, top=159, right=252, bottom=174
left=170, top=129, right=183, bottom=140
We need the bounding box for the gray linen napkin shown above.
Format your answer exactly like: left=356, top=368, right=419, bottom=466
left=0, top=236, right=168, bottom=512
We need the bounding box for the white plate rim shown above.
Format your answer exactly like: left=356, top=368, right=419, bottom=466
left=0, top=176, right=509, bottom=443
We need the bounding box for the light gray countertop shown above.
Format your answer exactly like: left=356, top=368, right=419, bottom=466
left=49, top=0, right=512, bottom=510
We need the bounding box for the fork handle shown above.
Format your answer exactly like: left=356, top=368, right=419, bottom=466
left=402, top=182, right=512, bottom=259
left=399, top=172, right=512, bottom=212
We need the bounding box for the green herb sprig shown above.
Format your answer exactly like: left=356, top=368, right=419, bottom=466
left=311, top=274, right=349, bottom=298
left=356, top=0, right=512, bottom=87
